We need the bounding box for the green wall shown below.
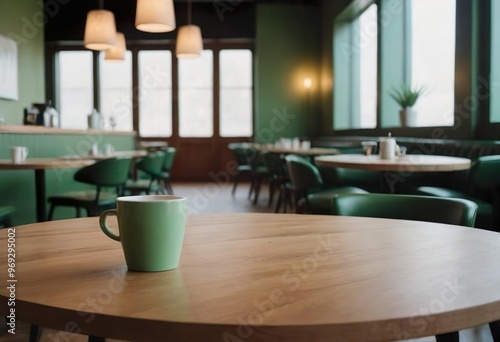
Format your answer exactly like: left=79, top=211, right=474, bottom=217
left=255, top=4, right=321, bottom=143
left=0, top=0, right=45, bottom=124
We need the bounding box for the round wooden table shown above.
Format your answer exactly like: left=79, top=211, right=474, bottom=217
left=1, top=213, right=500, bottom=341
left=0, top=158, right=94, bottom=222
left=314, top=154, right=472, bottom=172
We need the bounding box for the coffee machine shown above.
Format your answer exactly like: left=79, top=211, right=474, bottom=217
left=23, top=101, right=59, bottom=127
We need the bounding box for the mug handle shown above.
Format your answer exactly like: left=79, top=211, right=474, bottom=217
left=99, top=209, right=121, bottom=241
left=23, top=147, right=28, bottom=160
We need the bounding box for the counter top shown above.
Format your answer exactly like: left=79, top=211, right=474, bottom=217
left=0, top=124, right=136, bottom=136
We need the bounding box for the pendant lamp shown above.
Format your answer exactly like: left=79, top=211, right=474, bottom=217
left=176, top=0, right=203, bottom=58
left=136, top=0, right=176, bottom=33
left=105, top=32, right=127, bottom=61
left=84, top=0, right=117, bottom=51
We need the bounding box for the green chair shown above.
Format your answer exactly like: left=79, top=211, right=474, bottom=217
left=263, top=152, right=292, bottom=213
left=285, top=154, right=367, bottom=214
left=124, top=152, right=165, bottom=195
left=158, top=147, right=176, bottom=195
left=228, top=143, right=254, bottom=196
left=47, top=157, right=132, bottom=220
left=331, top=193, right=478, bottom=227
left=413, top=155, right=500, bottom=230
left=330, top=193, right=479, bottom=342
left=0, top=206, right=14, bottom=228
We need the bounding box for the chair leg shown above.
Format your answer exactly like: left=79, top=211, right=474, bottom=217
left=253, top=178, right=262, bottom=205
left=435, top=332, right=459, bottom=342
left=48, top=204, right=56, bottom=221
left=231, top=173, right=240, bottom=196
left=166, top=182, right=174, bottom=195
left=268, top=181, right=275, bottom=208
left=29, top=324, right=40, bottom=342
left=248, top=177, right=256, bottom=200
left=275, top=188, right=283, bottom=213
left=490, top=320, right=500, bottom=342
left=76, top=206, right=81, bottom=218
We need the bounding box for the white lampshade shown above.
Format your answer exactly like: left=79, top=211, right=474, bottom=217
left=84, top=10, right=117, bottom=51
left=136, top=0, right=176, bottom=33
left=176, top=25, right=203, bottom=58
left=105, top=33, right=127, bottom=61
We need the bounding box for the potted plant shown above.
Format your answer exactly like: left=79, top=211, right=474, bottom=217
left=389, top=84, right=425, bottom=127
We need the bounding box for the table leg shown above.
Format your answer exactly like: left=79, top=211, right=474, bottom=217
left=34, top=169, right=46, bottom=222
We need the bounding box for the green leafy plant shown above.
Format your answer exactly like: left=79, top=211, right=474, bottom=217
left=389, top=84, right=425, bottom=109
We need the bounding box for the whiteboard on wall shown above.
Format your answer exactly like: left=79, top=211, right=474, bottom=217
left=0, top=34, right=18, bottom=100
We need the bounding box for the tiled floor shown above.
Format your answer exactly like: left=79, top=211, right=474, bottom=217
left=0, top=182, right=495, bottom=342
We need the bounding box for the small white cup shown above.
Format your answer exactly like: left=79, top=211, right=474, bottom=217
left=89, top=143, right=99, bottom=156
left=104, top=144, right=115, bottom=156
left=11, top=146, right=28, bottom=164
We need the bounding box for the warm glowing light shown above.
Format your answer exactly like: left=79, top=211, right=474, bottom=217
left=176, top=25, right=203, bottom=58
left=105, top=32, right=127, bottom=61
left=84, top=10, right=117, bottom=51
left=135, top=0, right=176, bottom=33
left=303, top=78, right=312, bottom=89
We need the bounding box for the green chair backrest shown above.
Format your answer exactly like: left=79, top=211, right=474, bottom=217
left=136, top=152, right=165, bottom=178
left=285, top=154, right=323, bottom=192
left=469, top=155, right=500, bottom=189
left=263, top=152, right=287, bottom=179
left=331, top=193, right=478, bottom=227
left=162, top=147, right=176, bottom=172
left=74, top=157, right=132, bottom=187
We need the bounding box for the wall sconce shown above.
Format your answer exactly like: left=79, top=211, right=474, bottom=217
left=176, top=0, right=203, bottom=58
left=136, top=0, right=176, bottom=33
left=303, top=78, right=312, bottom=90
left=83, top=1, right=117, bottom=51
left=105, top=32, right=127, bottom=61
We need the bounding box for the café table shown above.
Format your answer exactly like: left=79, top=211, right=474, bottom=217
left=1, top=213, right=500, bottom=341
left=59, top=149, right=147, bottom=161
left=0, top=158, right=94, bottom=222
left=314, top=154, right=472, bottom=192
left=262, top=146, right=340, bottom=156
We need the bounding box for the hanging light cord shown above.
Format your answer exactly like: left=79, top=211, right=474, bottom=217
left=99, top=0, right=104, bottom=9
left=187, top=0, right=192, bottom=25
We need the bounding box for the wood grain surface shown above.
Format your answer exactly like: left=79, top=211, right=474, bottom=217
left=314, top=154, right=471, bottom=172
left=1, top=213, right=499, bottom=341
left=0, top=158, right=94, bottom=170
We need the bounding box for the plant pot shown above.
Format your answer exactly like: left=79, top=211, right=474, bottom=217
left=399, top=107, right=417, bottom=127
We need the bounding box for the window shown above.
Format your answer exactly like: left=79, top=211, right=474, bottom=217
left=333, top=3, right=377, bottom=130
left=334, top=0, right=457, bottom=130
left=219, top=49, right=253, bottom=137
left=491, top=0, right=500, bottom=122
left=409, top=0, right=456, bottom=127
left=54, top=45, right=253, bottom=137
left=100, top=51, right=133, bottom=131
left=58, top=51, right=93, bottom=129
left=138, top=51, right=173, bottom=137
left=178, top=50, right=214, bottom=137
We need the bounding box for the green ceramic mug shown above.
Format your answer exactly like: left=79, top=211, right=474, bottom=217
left=99, top=195, right=187, bottom=272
